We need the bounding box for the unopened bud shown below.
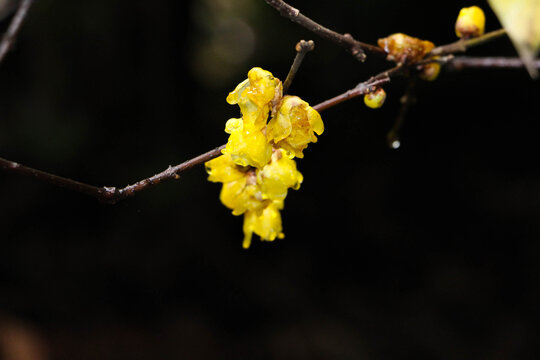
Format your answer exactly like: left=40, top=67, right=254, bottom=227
left=364, top=88, right=387, bottom=109
left=455, top=6, right=485, bottom=39
left=418, top=62, right=441, bottom=81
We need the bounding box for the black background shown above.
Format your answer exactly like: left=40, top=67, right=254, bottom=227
left=0, top=0, right=539, bottom=359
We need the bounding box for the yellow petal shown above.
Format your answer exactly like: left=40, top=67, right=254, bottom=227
left=257, top=149, right=303, bottom=201
left=267, top=95, right=324, bottom=159
left=242, top=202, right=284, bottom=247
left=226, top=67, right=282, bottom=129
left=224, top=118, right=243, bottom=134
left=224, top=122, right=273, bottom=169
left=205, top=154, right=246, bottom=183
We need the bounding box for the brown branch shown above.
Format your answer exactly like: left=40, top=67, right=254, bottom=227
left=0, top=145, right=226, bottom=204
left=0, top=157, right=110, bottom=198
left=0, top=16, right=517, bottom=204
left=264, top=0, right=385, bottom=61
left=0, top=70, right=396, bottom=204
left=0, top=0, right=34, bottom=65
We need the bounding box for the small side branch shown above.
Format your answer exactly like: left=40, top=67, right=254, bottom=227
left=430, top=29, right=506, bottom=56
left=0, top=0, right=34, bottom=65
left=447, top=56, right=540, bottom=70
left=283, top=40, right=314, bottom=94
left=264, top=0, right=385, bottom=61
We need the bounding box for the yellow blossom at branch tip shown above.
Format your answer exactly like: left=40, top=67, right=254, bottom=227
left=226, top=67, right=283, bottom=129
left=455, top=6, right=485, bottom=39
left=267, top=95, right=324, bottom=159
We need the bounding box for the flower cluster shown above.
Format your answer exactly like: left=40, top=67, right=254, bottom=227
left=205, top=67, right=323, bottom=248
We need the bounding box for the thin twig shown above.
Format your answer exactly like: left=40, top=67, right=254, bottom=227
left=0, top=0, right=34, bottom=65
left=0, top=145, right=227, bottom=204
left=283, top=40, right=315, bottom=94
left=447, top=56, right=540, bottom=70
left=429, top=29, right=506, bottom=57
left=264, top=0, right=385, bottom=61
left=0, top=157, right=110, bottom=198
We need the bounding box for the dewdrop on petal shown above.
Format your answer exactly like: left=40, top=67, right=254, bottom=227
left=364, top=88, right=386, bottom=109
left=455, top=6, right=485, bottom=39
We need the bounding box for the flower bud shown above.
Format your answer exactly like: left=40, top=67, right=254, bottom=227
left=455, top=6, right=485, bottom=39
left=418, top=62, right=441, bottom=81
left=377, top=33, right=435, bottom=64
left=364, top=88, right=387, bottom=109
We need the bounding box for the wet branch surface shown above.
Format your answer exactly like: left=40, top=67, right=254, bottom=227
left=0, top=1, right=515, bottom=204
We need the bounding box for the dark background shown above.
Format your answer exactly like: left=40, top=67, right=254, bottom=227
left=0, top=0, right=539, bottom=359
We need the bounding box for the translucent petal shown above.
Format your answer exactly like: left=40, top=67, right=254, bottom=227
left=242, top=202, right=284, bottom=248
left=220, top=178, right=267, bottom=216
left=226, top=67, right=282, bottom=129
left=224, top=123, right=273, bottom=169
left=224, top=118, right=243, bottom=134
left=205, top=154, right=246, bottom=183
left=267, top=95, right=324, bottom=159
left=257, top=149, right=303, bottom=201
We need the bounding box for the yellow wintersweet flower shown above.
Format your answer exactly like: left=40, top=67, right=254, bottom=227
left=207, top=67, right=324, bottom=248
left=242, top=201, right=285, bottom=249
left=257, top=149, right=303, bottom=201
left=226, top=67, right=283, bottom=129
left=267, top=95, right=324, bottom=159
left=222, top=117, right=273, bottom=169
